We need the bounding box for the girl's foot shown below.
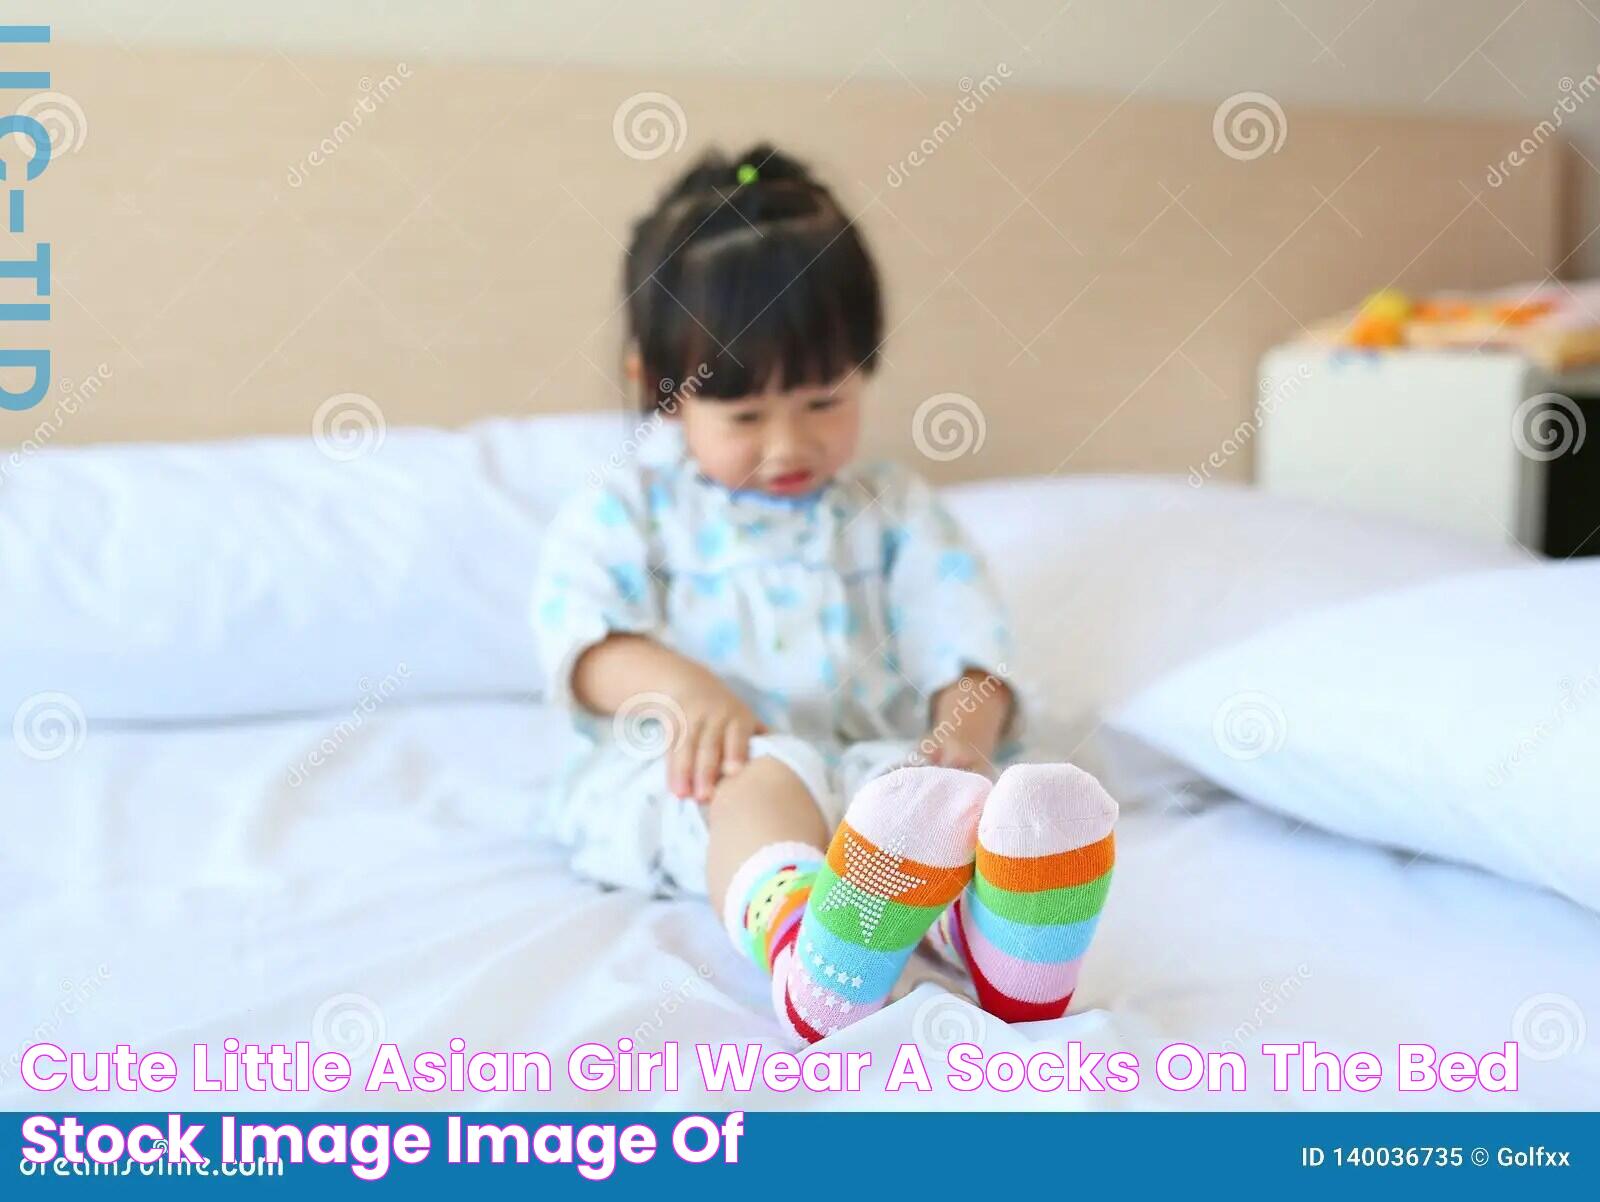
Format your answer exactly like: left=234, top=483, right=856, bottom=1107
left=928, top=763, right=1116, bottom=1021
left=769, top=766, right=989, bottom=1042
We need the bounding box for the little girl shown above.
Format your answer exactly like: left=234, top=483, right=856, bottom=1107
left=534, top=145, right=1118, bottom=1043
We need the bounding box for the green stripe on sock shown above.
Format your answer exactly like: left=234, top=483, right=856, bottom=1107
left=809, top=863, right=948, bottom=951
left=972, top=868, right=1113, bottom=926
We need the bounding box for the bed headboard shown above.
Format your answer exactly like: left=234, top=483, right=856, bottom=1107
left=4, top=42, right=1563, bottom=482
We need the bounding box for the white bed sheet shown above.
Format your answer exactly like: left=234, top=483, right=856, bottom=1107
left=5, top=700, right=1596, bottom=1112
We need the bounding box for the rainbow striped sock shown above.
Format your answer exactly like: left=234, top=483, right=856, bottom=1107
left=776, top=767, right=989, bottom=1043
left=931, top=763, right=1116, bottom=1023
left=721, top=841, right=824, bottom=976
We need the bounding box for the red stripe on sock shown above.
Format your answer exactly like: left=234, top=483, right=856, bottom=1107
left=953, top=897, right=1075, bottom=1024
left=770, top=910, right=804, bottom=961
left=783, top=983, right=826, bottom=1044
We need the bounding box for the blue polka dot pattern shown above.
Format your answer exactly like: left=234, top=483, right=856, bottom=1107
left=881, top=526, right=907, bottom=569
left=937, top=550, right=977, bottom=583
left=697, top=522, right=729, bottom=559
left=820, top=602, right=858, bottom=637
left=705, top=620, right=741, bottom=662
left=594, top=494, right=629, bottom=527
left=534, top=454, right=1016, bottom=773
left=606, top=564, right=648, bottom=606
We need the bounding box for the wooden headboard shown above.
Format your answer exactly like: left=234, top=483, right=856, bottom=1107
left=2, top=42, right=1564, bottom=482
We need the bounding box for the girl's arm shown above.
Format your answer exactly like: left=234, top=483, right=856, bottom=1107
left=535, top=486, right=759, bottom=803
left=921, top=669, right=1013, bottom=774
left=573, top=634, right=762, bottom=803
left=878, top=464, right=1018, bottom=773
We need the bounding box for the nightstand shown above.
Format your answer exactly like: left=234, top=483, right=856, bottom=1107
left=1257, top=346, right=1600, bottom=557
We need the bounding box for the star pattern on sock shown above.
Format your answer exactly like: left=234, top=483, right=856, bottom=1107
left=792, top=977, right=851, bottom=1033
left=819, top=831, right=926, bottom=944
left=804, top=940, right=864, bottom=989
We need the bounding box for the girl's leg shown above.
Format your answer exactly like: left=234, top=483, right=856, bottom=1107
left=711, top=743, right=991, bottom=1043
left=708, top=741, right=835, bottom=995
left=706, top=756, right=828, bottom=916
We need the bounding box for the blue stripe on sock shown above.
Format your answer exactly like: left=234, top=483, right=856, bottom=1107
left=964, top=886, right=1102, bottom=963
left=792, top=913, right=904, bottom=1004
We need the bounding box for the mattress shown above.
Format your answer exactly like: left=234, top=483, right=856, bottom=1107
left=5, top=441, right=1590, bottom=1112
left=5, top=698, right=1596, bottom=1112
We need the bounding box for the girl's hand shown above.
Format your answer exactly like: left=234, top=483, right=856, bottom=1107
left=669, top=678, right=764, bottom=803
left=572, top=636, right=765, bottom=804
left=920, top=669, right=1012, bottom=777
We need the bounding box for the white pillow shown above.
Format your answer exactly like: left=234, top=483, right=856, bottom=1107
left=0, top=412, right=1523, bottom=733
left=0, top=411, right=635, bottom=722
left=0, top=414, right=1514, bottom=730
left=943, top=475, right=1512, bottom=741
left=1108, top=561, right=1600, bottom=912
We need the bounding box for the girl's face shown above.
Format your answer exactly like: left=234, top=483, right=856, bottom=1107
left=674, top=375, right=863, bottom=497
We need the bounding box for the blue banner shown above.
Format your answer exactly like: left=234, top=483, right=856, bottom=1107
left=6, top=1112, right=1596, bottom=1197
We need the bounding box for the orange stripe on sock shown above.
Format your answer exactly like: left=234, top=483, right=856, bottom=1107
left=825, top=823, right=973, bottom=907
left=763, top=888, right=810, bottom=957
left=976, top=832, right=1115, bottom=892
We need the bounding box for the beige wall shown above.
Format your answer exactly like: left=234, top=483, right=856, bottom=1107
left=41, top=0, right=1600, bottom=276
left=0, top=38, right=1558, bottom=482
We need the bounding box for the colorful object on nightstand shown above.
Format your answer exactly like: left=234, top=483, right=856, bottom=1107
left=1345, top=288, right=1411, bottom=348
left=1312, top=281, right=1600, bottom=370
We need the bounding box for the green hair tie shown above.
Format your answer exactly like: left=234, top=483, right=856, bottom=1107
left=735, top=163, right=759, bottom=186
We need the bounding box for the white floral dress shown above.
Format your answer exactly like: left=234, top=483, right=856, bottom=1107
left=533, top=424, right=1014, bottom=895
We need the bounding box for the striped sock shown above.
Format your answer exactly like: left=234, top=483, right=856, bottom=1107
left=930, top=763, right=1116, bottom=1023
left=777, top=766, right=989, bottom=1043
left=721, top=841, right=825, bottom=978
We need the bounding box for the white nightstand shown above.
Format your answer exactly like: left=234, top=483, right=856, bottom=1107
left=1257, top=345, right=1599, bottom=557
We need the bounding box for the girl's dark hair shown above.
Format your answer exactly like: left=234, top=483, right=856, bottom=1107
left=624, top=143, right=882, bottom=410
